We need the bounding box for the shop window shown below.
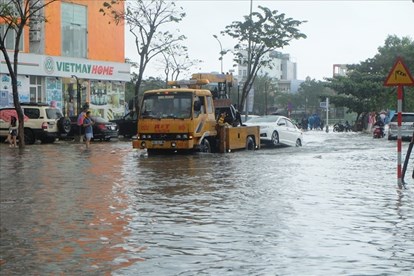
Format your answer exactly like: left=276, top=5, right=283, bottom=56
left=61, top=2, right=87, bottom=58
left=29, top=76, right=42, bottom=103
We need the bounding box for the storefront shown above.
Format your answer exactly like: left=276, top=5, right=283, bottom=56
left=0, top=53, right=131, bottom=120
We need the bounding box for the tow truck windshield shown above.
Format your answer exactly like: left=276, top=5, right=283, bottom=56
left=141, top=92, right=193, bottom=119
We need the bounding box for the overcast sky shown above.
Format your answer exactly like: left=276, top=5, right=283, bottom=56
left=125, top=0, right=414, bottom=81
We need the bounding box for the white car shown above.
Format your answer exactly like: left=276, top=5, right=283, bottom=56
left=387, top=112, right=414, bottom=141
left=244, top=115, right=303, bottom=147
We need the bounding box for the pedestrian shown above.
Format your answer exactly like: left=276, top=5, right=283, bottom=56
left=367, top=112, right=376, bottom=133
left=82, top=111, right=94, bottom=149
left=77, top=102, right=90, bottom=126
left=76, top=102, right=89, bottom=142
left=8, top=116, right=18, bottom=148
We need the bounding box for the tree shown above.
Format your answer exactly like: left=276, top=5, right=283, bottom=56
left=160, top=43, right=203, bottom=84
left=0, top=0, right=57, bottom=148
left=325, top=35, right=414, bottom=121
left=222, top=5, right=306, bottom=112
left=297, top=78, right=334, bottom=115
left=252, top=74, right=277, bottom=115
left=124, top=73, right=164, bottom=109
left=100, top=0, right=186, bottom=113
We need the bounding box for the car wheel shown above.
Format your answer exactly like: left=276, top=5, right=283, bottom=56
left=58, top=117, right=72, bottom=134
left=271, top=131, right=279, bottom=146
left=296, top=138, right=302, bottom=147
left=24, top=129, right=35, bottom=145
left=246, top=136, right=255, bottom=150
left=200, top=138, right=211, bottom=153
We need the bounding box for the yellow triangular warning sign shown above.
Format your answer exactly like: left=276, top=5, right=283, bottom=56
left=384, top=57, right=414, bottom=86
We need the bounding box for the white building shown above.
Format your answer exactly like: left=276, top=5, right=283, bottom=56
left=237, top=51, right=302, bottom=94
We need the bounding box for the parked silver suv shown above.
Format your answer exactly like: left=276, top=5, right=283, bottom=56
left=0, top=103, right=71, bottom=144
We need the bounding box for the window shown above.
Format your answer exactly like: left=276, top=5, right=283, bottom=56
left=61, top=3, right=87, bottom=58
left=0, top=24, right=24, bottom=51
left=46, top=108, right=63, bottom=119
left=23, top=108, right=40, bottom=119
left=29, top=76, right=42, bottom=103
left=206, top=96, right=213, bottom=114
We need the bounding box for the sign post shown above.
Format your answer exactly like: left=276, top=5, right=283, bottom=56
left=384, top=57, right=414, bottom=188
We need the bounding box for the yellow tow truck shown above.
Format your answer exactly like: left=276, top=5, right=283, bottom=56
left=132, top=73, right=260, bottom=154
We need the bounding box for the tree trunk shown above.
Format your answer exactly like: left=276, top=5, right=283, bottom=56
left=11, top=73, right=25, bottom=148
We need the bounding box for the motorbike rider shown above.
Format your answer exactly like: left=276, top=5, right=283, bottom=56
left=373, top=115, right=385, bottom=137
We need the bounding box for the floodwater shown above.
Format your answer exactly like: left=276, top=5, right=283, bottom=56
left=0, top=131, right=413, bottom=275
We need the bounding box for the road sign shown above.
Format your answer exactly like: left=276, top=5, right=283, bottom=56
left=383, top=57, right=414, bottom=188
left=384, top=57, right=414, bottom=86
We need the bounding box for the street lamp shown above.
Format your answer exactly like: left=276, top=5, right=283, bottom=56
left=213, top=34, right=223, bottom=73
left=71, top=75, right=81, bottom=115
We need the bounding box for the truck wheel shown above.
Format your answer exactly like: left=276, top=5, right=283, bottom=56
left=296, top=138, right=302, bottom=147
left=246, top=136, right=255, bottom=150
left=24, top=129, right=35, bottom=145
left=271, top=131, right=279, bottom=146
left=200, top=138, right=211, bottom=153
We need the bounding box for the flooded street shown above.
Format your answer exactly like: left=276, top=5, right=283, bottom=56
left=1, top=131, right=413, bottom=275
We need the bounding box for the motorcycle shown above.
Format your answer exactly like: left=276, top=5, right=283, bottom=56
left=373, top=125, right=385, bottom=138
left=333, top=121, right=352, bottom=132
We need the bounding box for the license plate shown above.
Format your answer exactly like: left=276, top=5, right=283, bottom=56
left=152, top=140, right=164, bottom=145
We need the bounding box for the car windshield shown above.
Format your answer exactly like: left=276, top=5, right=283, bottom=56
left=247, top=116, right=280, bottom=123
left=140, top=92, right=193, bottom=119
left=46, top=108, right=63, bottom=119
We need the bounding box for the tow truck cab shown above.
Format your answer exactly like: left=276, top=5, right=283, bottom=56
left=132, top=82, right=218, bottom=152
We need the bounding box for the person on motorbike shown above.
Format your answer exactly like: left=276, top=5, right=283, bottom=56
left=373, top=116, right=385, bottom=137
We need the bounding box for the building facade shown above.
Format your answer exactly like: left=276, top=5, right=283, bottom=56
left=0, top=0, right=130, bottom=120
left=237, top=51, right=302, bottom=94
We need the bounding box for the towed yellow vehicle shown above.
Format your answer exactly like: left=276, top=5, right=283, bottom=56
left=132, top=77, right=260, bottom=154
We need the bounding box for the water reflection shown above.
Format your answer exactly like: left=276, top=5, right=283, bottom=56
left=0, top=132, right=413, bottom=275
left=0, top=143, right=144, bottom=274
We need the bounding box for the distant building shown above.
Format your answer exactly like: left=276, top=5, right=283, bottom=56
left=0, top=1, right=130, bottom=120
left=236, top=50, right=303, bottom=94
left=333, top=64, right=348, bottom=77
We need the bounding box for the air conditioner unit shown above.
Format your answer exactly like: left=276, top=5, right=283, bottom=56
left=29, top=31, right=41, bottom=42
left=30, top=22, right=41, bottom=31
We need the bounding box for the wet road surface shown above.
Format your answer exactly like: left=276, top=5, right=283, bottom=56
left=0, top=131, right=413, bottom=275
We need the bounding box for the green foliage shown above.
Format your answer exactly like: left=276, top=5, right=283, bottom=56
left=325, top=35, right=414, bottom=116
left=252, top=74, right=278, bottom=115
left=297, top=78, right=333, bottom=114
left=125, top=74, right=165, bottom=107
left=222, top=6, right=306, bottom=112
